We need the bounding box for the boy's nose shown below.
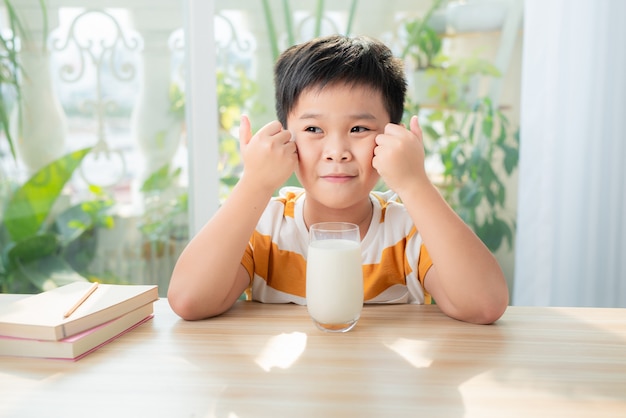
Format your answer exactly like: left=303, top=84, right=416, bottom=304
left=323, top=136, right=351, bottom=161
left=325, top=152, right=350, bottom=161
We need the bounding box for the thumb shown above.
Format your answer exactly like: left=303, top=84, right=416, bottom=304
left=239, top=115, right=252, bottom=148
left=410, top=115, right=422, bottom=139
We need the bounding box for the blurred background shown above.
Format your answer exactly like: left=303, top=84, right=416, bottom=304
left=0, top=0, right=623, bottom=308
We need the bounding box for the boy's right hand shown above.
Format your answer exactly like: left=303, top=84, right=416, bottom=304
left=239, top=115, right=298, bottom=192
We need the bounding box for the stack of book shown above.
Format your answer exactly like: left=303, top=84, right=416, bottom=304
left=0, top=282, right=159, bottom=360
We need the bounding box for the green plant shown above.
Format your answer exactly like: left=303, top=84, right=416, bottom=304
left=399, top=0, right=445, bottom=70
left=419, top=97, right=519, bottom=252
left=425, top=54, right=502, bottom=109
left=0, top=0, right=47, bottom=160
left=399, top=1, right=519, bottom=254
left=0, top=0, right=24, bottom=159
left=139, top=163, right=188, bottom=248
left=168, top=67, right=262, bottom=199
left=262, top=0, right=360, bottom=61
left=0, top=147, right=115, bottom=293
left=403, top=56, right=519, bottom=253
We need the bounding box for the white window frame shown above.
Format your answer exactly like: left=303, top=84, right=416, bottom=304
left=183, top=0, right=220, bottom=235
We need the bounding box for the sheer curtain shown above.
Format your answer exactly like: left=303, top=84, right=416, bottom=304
left=514, top=0, right=626, bottom=307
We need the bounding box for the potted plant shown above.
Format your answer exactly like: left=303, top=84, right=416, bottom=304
left=0, top=147, right=115, bottom=293
left=0, top=2, right=116, bottom=293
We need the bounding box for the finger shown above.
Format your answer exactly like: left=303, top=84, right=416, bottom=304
left=383, top=121, right=406, bottom=137
left=281, top=129, right=293, bottom=145
left=256, top=120, right=289, bottom=143
left=239, top=115, right=252, bottom=147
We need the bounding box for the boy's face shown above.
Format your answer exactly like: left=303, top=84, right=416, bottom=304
left=288, top=82, right=389, bottom=214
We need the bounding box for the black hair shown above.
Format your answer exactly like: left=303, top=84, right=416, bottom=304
left=274, top=34, right=407, bottom=126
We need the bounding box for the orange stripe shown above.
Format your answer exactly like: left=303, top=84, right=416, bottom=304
left=418, top=243, right=433, bottom=304
left=417, top=243, right=432, bottom=286
left=249, top=231, right=307, bottom=297
left=362, top=236, right=413, bottom=300
left=283, top=190, right=302, bottom=218
left=370, top=193, right=387, bottom=223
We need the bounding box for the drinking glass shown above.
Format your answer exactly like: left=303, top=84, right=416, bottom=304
left=306, top=222, right=364, bottom=332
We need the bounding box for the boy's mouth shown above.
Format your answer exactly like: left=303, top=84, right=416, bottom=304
left=321, top=174, right=355, bottom=183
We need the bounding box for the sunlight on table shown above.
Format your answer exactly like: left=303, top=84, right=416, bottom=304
left=255, top=332, right=307, bottom=372
left=384, top=338, right=433, bottom=368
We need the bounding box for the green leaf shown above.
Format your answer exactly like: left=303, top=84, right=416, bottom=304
left=496, top=182, right=506, bottom=206
left=502, top=144, right=519, bottom=175
left=53, top=203, right=93, bottom=245
left=482, top=115, right=494, bottom=139
left=476, top=216, right=513, bottom=252
left=62, top=228, right=98, bottom=273
left=459, top=182, right=483, bottom=208
left=423, top=125, right=440, bottom=141
left=469, top=147, right=484, bottom=166
left=220, top=176, right=240, bottom=187
left=0, top=94, right=17, bottom=160
left=444, top=114, right=456, bottom=134
left=485, top=187, right=496, bottom=207
left=468, top=117, right=476, bottom=141
left=4, top=147, right=92, bottom=242
left=141, top=163, right=181, bottom=192
left=496, top=123, right=507, bottom=145
left=16, top=254, right=89, bottom=292
left=428, top=109, right=444, bottom=121
left=6, top=233, right=59, bottom=269
left=479, top=159, right=498, bottom=184
left=477, top=223, right=502, bottom=252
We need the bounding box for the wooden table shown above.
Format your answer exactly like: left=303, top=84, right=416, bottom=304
left=1, top=297, right=625, bottom=418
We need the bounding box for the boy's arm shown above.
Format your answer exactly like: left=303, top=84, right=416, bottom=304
left=373, top=116, right=509, bottom=324
left=403, top=180, right=508, bottom=324
left=168, top=116, right=297, bottom=320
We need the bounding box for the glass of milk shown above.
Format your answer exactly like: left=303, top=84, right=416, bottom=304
left=306, top=222, right=364, bottom=332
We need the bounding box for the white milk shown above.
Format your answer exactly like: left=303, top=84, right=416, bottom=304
left=306, top=239, right=364, bottom=325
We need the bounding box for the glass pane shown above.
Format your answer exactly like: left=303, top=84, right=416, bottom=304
left=1, top=0, right=522, bottom=295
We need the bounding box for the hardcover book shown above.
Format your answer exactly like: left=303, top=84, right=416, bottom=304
left=0, top=282, right=158, bottom=341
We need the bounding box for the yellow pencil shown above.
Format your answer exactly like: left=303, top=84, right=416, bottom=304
left=63, top=282, right=99, bottom=318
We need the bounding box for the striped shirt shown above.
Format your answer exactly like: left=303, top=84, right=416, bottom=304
left=241, top=187, right=433, bottom=304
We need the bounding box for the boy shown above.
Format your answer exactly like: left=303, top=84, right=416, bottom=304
left=168, top=35, right=509, bottom=324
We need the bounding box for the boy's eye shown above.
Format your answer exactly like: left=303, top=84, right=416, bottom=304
left=305, top=126, right=323, bottom=134
left=351, top=126, right=370, bottom=133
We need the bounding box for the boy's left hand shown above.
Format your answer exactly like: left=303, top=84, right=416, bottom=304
left=372, top=115, right=428, bottom=195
